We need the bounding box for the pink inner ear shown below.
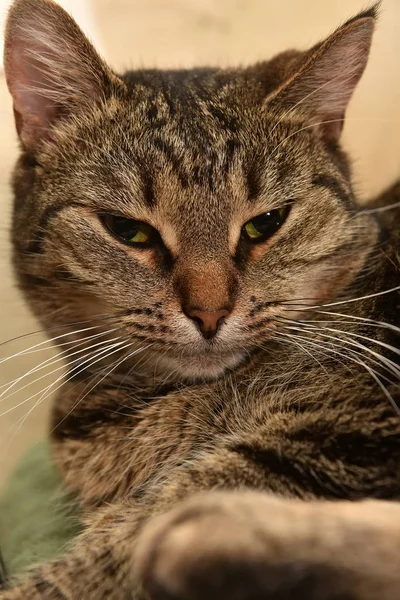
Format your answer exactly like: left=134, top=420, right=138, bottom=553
left=271, top=18, right=374, bottom=142
left=4, top=0, right=114, bottom=152
left=5, top=39, right=61, bottom=148
left=313, top=34, right=371, bottom=116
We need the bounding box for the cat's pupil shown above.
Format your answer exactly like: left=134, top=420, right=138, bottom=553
left=243, top=207, right=290, bottom=243
left=253, top=211, right=281, bottom=233
left=105, top=215, right=138, bottom=239
left=100, top=214, right=156, bottom=245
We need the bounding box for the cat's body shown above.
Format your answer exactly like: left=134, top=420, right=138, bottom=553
left=1, top=0, right=400, bottom=598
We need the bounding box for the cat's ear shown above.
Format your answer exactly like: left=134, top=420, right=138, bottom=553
left=269, top=7, right=378, bottom=141
left=4, top=0, right=122, bottom=151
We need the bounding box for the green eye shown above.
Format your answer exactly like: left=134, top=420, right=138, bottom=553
left=243, top=206, right=290, bottom=244
left=101, top=214, right=156, bottom=246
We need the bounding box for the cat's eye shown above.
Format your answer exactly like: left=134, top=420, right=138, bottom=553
left=101, top=214, right=157, bottom=246
left=242, top=206, right=290, bottom=244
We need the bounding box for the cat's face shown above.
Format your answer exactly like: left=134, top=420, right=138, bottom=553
left=5, top=0, right=378, bottom=381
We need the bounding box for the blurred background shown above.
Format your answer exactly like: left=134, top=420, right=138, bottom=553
left=0, top=0, right=400, bottom=486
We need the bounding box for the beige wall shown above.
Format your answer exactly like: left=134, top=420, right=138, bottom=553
left=1, top=0, right=399, bottom=483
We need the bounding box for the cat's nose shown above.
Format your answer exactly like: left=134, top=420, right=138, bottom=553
left=184, top=307, right=231, bottom=340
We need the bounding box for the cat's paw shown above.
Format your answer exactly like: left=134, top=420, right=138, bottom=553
left=134, top=491, right=355, bottom=600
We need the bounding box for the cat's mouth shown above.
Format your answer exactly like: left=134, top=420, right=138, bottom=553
left=151, top=345, right=246, bottom=382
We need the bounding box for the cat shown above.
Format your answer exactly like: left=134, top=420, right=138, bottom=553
left=1, top=0, right=400, bottom=598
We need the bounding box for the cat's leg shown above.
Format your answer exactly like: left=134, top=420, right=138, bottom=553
left=135, top=491, right=400, bottom=600
left=1, top=447, right=400, bottom=600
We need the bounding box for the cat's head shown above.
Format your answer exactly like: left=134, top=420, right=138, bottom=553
left=4, top=0, right=379, bottom=381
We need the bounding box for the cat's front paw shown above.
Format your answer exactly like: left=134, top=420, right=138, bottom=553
left=135, top=495, right=270, bottom=600
left=134, top=492, right=400, bottom=600
left=134, top=491, right=353, bottom=600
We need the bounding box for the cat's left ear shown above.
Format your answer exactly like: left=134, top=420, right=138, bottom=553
left=269, top=6, right=378, bottom=141
left=3, top=0, right=123, bottom=152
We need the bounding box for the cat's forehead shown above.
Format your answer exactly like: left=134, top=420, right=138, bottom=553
left=114, top=67, right=280, bottom=153
left=55, top=71, right=319, bottom=232
left=87, top=116, right=301, bottom=222
left=122, top=67, right=271, bottom=113
left=85, top=86, right=312, bottom=209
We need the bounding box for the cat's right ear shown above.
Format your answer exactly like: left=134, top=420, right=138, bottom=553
left=3, top=0, right=122, bottom=152
left=266, top=6, right=378, bottom=141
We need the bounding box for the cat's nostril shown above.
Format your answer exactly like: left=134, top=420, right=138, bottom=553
left=184, top=307, right=231, bottom=340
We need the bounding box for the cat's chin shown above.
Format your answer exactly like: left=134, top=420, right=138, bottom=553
left=154, top=350, right=246, bottom=383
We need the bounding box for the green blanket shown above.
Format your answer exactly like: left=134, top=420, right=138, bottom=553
left=0, top=443, right=82, bottom=579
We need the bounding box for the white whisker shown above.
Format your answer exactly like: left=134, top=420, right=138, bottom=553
left=0, top=340, right=127, bottom=420
left=358, top=201, right=400, bottom=215
left=310, top=310, right=400, bottom=335
left=283, top=324, right=400, bottom=381
left=0, top=315, right=119, bottom=350
left=9, top=342, right=135, bottom=444
left=0, top=333, right=123, bottom=404
left=0, top=323, right=118, bottom=364
left=301, top=286, right=400, bottom=311
left=49, top=344, right=153, bottom=436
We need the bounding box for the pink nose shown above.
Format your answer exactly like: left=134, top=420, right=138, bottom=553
left=184, top=307, right=231, bottom=339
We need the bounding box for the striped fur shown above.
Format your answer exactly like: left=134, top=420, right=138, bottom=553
left=2, top=1, right=400, bottom=599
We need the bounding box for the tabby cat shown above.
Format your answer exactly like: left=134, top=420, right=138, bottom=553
left=1, top=0, right=400, bottom=598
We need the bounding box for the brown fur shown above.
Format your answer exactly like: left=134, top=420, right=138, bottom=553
left=2, top=1, right=400, bottom=598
